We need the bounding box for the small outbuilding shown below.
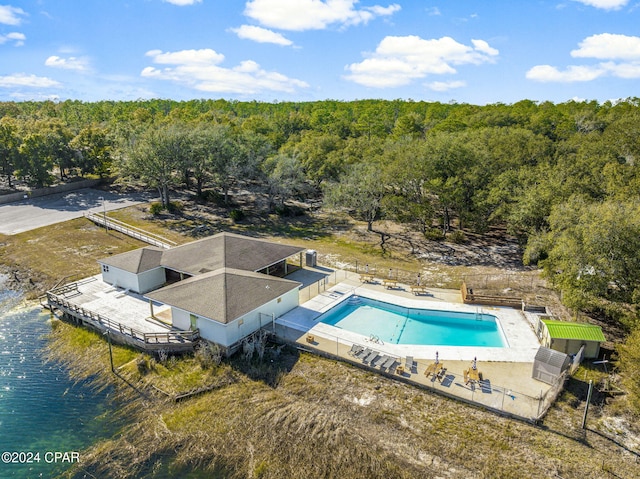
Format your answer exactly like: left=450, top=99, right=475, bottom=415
left=539, top=319, right=605, bottom=359
left=532, top=347, right=571, bottom=385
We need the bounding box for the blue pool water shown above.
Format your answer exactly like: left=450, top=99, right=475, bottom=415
left=319, top=296, right=506, bottom=347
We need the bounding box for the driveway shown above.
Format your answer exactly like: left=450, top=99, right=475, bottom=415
left=0, top=188, right=152, bottom=235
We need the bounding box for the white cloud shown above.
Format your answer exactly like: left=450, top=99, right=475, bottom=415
left=426, top=7, right=441, bottom=16
left=344, top=35, right=498, bottom=88
left=163, top=0, right=202, bottom=5
left=471, top=39, right=499, bottom=56
left=0, top=73, right=61, bottom=88
left=426, top=80, right=466, bottom=92
left=572, top=0, right=628, bottom=10
left=528, top=33, right=640, bottom=82
left=244, top=0, right=400, bottom=31
left=145, top=48, right=225, bottom=65
left=141, top=48, right=309, bottom=95
left=45, top=55, right=90, bottom=72
left=571, top=33, right=640, bottom=60
left=525, top=64, right=606, bottom=82
left=0, top=5, right=27, bottom=25
left=230, top=25, right=293, bottom=46
left=599, top=61, right=640, bottom=78
left=0, top=31, right=25, bottom=46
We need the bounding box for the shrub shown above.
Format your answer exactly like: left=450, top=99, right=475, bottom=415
left=448, top=230, right=466, bottom=244
left=136, top=355, right=150, bottom=375
left=167, top=201, right=183, bottom=213
left=229, top=209, right=245, bottom=222
left=149, top=202, right=164, bottom=215
left=424, top=228, right=445, bottom=241
left=195, top=341, right=222, bottom=369
left=275, top=205, right=306, bottom=217
left=198, top=190, right=225, bottom=206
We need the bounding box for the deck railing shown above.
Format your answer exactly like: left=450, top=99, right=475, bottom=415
left=46, top=291, right=198, bottom=346
left=85, top=213, right=177, bottom=249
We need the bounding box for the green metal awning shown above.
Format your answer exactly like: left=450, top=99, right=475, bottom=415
left=542, top=319, right=606, bottom=342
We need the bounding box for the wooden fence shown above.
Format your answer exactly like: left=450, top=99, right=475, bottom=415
left=46, top=290, right=198, bottom=352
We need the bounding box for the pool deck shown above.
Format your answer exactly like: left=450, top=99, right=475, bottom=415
left=279, top=275, right=542, bottom=363
left=277, top=274, right=554, bottom=420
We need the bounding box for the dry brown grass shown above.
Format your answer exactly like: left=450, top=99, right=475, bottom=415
left=54, top=338, right=639, bottom=479
left=0, top=218, right=143, bottom=295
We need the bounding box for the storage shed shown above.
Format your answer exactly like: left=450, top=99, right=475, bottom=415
left=532, top=347, right=571, bottom=385
left=539, top=319, right=605, bottom=359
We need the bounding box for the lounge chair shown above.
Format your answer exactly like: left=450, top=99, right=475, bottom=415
left=364, top=350, right=379, bottom=364
left=405, top=356, right=415, bottom=372
left=355, top=348, right=372, bottom=360
left=373, top=354, right=389, bottom=368
left=382, top=356, right=397, bottom=370
left=348, top=344, right=364, bottom=357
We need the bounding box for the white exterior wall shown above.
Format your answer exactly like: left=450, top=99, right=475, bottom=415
left=542, top=323, right=601, bottom=359
left=100, top=265, right=140, bottom=293
left=170, top=287, right=300, bottom=348
left=137, top=268, right=166, bottom=294
left=99, top=264, right=166, bottom=294
left=171, top=308, right=192, bottom=331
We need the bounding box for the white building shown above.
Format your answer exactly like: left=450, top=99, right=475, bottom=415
left=97, top=232, right=304, bottom=353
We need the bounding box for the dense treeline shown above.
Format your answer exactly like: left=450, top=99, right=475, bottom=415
left=1, top=98, right=639, bottom=406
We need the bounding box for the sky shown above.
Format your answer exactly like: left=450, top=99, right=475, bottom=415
left=1, top=0, right=639, bottom=105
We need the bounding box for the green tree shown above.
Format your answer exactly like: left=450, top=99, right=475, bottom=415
left=16, top=132, right=55, bottom=187
left=324, top=162, right=386, bottom=231
left=0, top=118, right=20, bottom=188
left=262, top=153, right=310, bottom=211
left=536, top=197, right=640, bottom=326
left=69, top=125, right=114, bottom=177
left=123, top=124, right=190, bottom=208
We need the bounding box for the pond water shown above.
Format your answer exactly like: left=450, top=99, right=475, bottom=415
left=0, top=279, right=119, bottom=478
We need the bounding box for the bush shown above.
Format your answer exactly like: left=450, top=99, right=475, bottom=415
left=195, top=341, right=222, bottom=369
left=198, top=190, right=225, bottom=206
left=149, top=202, right=164, bottom=215
left=275, top=204, right=306, bottom=217
left=448, top=230, right=466, bottom=244
left=229, top=209, right=245, bottom=222
left=424, top=228, right=445, bottom=241
left=167, top=201, right=183, bottom=214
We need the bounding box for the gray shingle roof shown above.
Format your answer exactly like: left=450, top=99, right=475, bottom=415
left=160, top=232, right=305, bottom=275
left=98, top=246, right=164, bottom=274
left=145, top=268, right=301, bottom=323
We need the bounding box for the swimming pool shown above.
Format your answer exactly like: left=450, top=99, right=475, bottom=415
left=318, top=296, right=507, bottom=347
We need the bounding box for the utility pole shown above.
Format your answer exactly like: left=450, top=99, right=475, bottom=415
left=104, top=329, right=115, bottom=373
left=581, top=379, right=593, bottom=429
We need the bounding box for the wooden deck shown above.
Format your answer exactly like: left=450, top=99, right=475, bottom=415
left=46, top=276, right=198, bottom=353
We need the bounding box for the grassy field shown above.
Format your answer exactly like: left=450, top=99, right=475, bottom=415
left=45, top=318, right=639, bottom=479
left=2, top=200, right=638, bottom=478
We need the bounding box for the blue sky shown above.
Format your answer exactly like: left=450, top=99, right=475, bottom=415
left=1, top=0, right=639, bottom=104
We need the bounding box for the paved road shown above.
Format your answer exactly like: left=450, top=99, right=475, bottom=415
left=0, top=188, right=151, bottom=235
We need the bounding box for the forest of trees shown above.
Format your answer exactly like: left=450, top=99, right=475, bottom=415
left=1, top=97, right=639, bottom=409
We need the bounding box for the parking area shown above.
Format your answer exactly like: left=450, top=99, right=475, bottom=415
left=0, top=188, right=150, bottom=235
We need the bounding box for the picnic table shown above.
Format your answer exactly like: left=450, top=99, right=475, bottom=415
left=382, top=279, right=398, bottom=289
left=466, top=368, right=481, bottom=385
left=425, top=362, right=446, bottom=381
left=410, top=285, right=428, bottom=295
left=359, top=273, right=375, bottom=283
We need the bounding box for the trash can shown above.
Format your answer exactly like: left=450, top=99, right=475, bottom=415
left=305, top=250, right=317, bottom=267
